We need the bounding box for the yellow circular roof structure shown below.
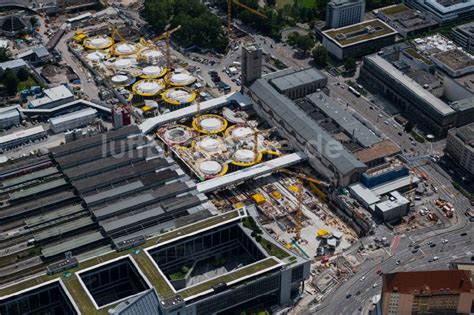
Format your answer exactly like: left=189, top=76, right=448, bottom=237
left=199, top=160, right=228, bottom=177
left=132, top=79, right=165, bottom=97
left=139, top=48, right=164, bottom=63
left=165, top=72, right=196, bottom=87
left=231, top=149, right=263, bottom=167
left=161, top=87, right=197, bottom=106
left=225, top=125, right=254, bottom=139
left=86, top=51, right=109, bottom=62
left=192, top=114, right=228, bottom=134
left=194, top=135, right=225, bottom=153
left=112, top=42, right=139, bottom=56
left=110, top=73, right=134, bottom=87
left=140, top=66, right=167, bottom=79
left=161, top=125, right=195, bottom=145
left=83, top=35, right=114, bottom=50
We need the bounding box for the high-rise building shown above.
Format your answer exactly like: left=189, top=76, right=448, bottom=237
left=445, top=122, right=474, bottom=175
left=326, top=0, right=365, bottom=29
left=382, top=270, right=474, bottom=315
left=241, top=45, right=262, bottom=87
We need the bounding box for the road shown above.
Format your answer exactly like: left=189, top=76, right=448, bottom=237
left=315, top=216, right=472, bottom=314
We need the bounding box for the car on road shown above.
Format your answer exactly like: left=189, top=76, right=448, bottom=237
left=461, top=232, right=468, bottom=236
left=427, top=241, right=433, bottom=245
left=412, top=249, right=418, bottom=254
left=414, top=245, right=420, bottom=249
left=395, top=260, right=400, bottom=265
left=346, top=294, right=352, bottom=299
left=356, top=291, right=361, bottom=295
left=360, top=276, right=366, bottom=282
left=430, top=243, right=436, bottom=248
left=442, top=239, right=448, bottom=244
left=373, top=283, right=378, bottom=288
left=411, top=141, right=417, bottom=146
left=384, top=120, right=389, bottom=125
left=433, top=256, right=439, bottom=261
left=369, top=106, right=374, bottom=110
left=378, top=114, right=383, bottom=118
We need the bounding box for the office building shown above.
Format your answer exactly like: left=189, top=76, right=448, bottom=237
left=0, top=107, right=20, bottom=129
left=374, top=191, right=409, bottom=221
left=17, top=46, right=50, bottom=66
left=326, top=0, right=365, bottom=29
left=375, top=4, right=439, bottom=38
left=28, top=85, right=75, bottom=109
left=322, top=19, right=397, bottom=60
left=405, top=0, right=474, bottom=24
left=452, top=22, right=474, bottom=54
left=48, top=108, right=97, bottom=133
left=445, top=122, right=474, bottom=175
left=0, top=59, right=27, bottom=74
left=0, top=126, right=46, bottom=151
left=269, top=68, right=327, bottom=100
left=241, top=44, right=262, bottom=86
left=360, top=53, right=472, bottom=137
left=382, top=270, right=474, bottom=314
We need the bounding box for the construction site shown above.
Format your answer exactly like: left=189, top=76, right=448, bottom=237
left=70, top=24, right=201, bottom=114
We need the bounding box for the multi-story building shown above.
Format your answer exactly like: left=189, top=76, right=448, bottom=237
left=0, top=126, right=47, bottom=152
left=28, top=85, right=75, bottom=109
left=445, top=122, right=474, bottom=175
left=360, top=53, right=474, bottom=137
left=326, top=0, right=365, bottom=29
left=48, top=108, right=97, bottom=134
left=0, top=107, right=20, bottom=129
left=375, top=4, right=439, bottom=38
left=241, top=44, right=262, bottom=86
left=269, top=68, right=327, bottom=100
left=405, top=0, right=474, bottom=24
left=381, top=270, right=474, bottom=315
left=452, top=22, right=474, bottom=54
left=322, top=19, right=398, bottom=60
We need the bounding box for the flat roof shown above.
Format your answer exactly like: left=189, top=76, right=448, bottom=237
left=0, top=126, right=45, bottom=145
left=0, top=109, right=19, bottom=120
left=371, top=175, right=420, bottom=196
left=307, top=92, right=381, bottom=148
left=0, top=167, right=59, bottom=189
left=323, top=19, right=397, bottom=47
left=139, top=92, right=252, bottom=134
left=270, top=68, right=326, bottom=92
left=197, top=152, right=307, bottom=193
left=25, top=204, right=85, bottom=228
left=376, top=192, right=409, bottom=212
left=8, top=178, right=68, bottom=201
left=249, top=78, right=366, bottom=175
left=355, top=139, right=401, bottom=163
left=432, top=49, right=474, bottom=71
left=455, top=122, right=474, bottom=145
left=33, top=216, right=95, bottom=242
left=83, top=181, right=145, bottom=206
left=349, top=183, right=381, bottom=205
left=41, top=231, right=105, bottom=258
left=29, top=85, right=74, bottom=108
left=365, top=54, right=456, bottom=115
left=0, top=59, right=26, bottom=70
left=48, top=107, right=97, bottom=125
left=0, top=209, right=246, bottom=314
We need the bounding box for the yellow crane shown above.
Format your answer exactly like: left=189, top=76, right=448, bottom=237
left=277, top=169, right=330, bottom=240
left=227, top=0, right=267, bottom=39
left=148, top=25, right=182, bottom=70
left=112, top=27, right=126, bottom=43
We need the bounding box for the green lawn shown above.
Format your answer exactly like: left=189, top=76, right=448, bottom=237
left=17, top=76, right=37, bottom=92
left=297, top=0, right=316, bottom=8
left=380, top=4, right=409, bottom=15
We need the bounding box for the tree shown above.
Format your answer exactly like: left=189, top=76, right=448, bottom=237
left=17, top=68, right=29, bottom=81
left=0, top=47, right=10, bottom=62
left=2, top=70, right=18, bottom=96
left=312, top=45, right=329, bottom=67
left=344, top=58, right=357, bottom=72
left=287, top=32, right=315, bottom=54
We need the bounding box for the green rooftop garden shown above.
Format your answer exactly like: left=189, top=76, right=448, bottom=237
left=325, top=20, right=396, bottom=46
left=404, top=48, right=433, bottom=65
left=0, top=210, right=242, bottom=313
left=380, top=4, right=409, bottom=15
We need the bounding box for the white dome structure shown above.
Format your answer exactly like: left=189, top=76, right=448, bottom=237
left=161, top=88, right=197, bottom=107
left=198, top=136, right=221, bottom=153
left=132, top=79, right=165, bottom=96
left=233, top=149, right=256, bottom=164
left=83, top=35, right=114, bottom=50
left=166, top=72, right=196, bottom=87
left=86, top=51, right=107, bottom=62
left=139, top=49, right=163, bottom=64
left=113, top=42, right=139, bottom=56
left=140, top=66, right=165, bottom=79
left=199, top=160, right=223, bottom=176
left=114, top=58, right=133, bottom=69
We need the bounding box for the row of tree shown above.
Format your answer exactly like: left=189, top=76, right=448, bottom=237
left=144, top=0, right=228, bottom=53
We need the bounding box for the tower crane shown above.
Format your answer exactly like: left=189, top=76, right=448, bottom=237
left=277, top=169, right=330, bottom=240
left=112, top=27, right=126, bottom=43
left=227, top=0, right=267, bottom=39
left=148, top=25, right=182, bottom=70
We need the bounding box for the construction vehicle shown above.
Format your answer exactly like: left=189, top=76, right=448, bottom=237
left=147, top=25, right=182, bottom=70
left=277, top=169, right=330, bottom=240
left=227, top=0, right=266, bottom=39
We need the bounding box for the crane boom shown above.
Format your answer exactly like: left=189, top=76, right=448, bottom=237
left=149, top=25, right=182, bottom=69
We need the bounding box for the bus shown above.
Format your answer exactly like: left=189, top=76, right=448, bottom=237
left=348, top=86, right=361, bottom=97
